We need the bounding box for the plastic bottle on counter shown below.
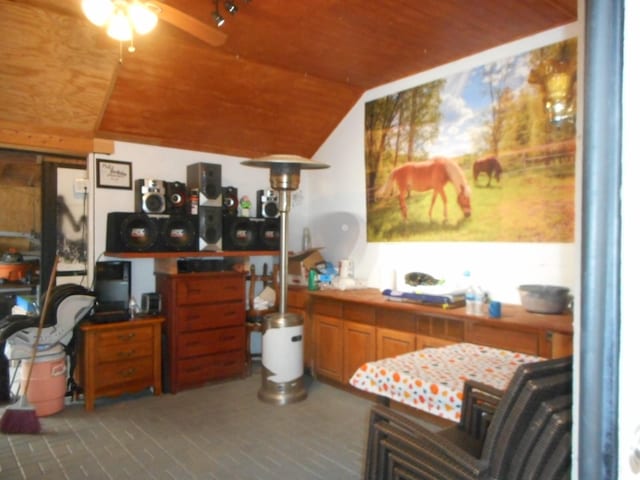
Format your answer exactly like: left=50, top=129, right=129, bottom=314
left=464, top=271, right=475, bottom=315
left=473, top=285, right=485, bottom=316
left=129, top=295, right=139, bottom=319
left=302, top=227, right=311, bottom=251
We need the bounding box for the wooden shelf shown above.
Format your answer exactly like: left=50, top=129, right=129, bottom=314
left=104, top=250, right=279, bottom=259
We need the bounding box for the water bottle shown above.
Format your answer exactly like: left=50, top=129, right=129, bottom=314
left=464, top=271, right=475, bottom=315
left=129, top=295, right=139, bottom=319
left=473, top=285, right=485, bottom=316
left=302, top=227, right=311, bottom=251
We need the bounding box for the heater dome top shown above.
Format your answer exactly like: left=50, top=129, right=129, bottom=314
left=242, top=154, right=329, bottom=170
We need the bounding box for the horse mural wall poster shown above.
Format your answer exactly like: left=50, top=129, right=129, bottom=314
left=365, top=37, right=577, bottom=243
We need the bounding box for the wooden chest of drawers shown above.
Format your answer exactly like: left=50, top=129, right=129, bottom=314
left=78, top=317, right=163, bottom=411
left=156, top=271, right=246, bottom=393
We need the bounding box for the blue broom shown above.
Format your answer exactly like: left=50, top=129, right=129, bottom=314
left=1, top=257, right=57, bottom=434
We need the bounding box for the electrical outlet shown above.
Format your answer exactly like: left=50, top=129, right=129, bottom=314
left=74, top=177, right=89, bottom=194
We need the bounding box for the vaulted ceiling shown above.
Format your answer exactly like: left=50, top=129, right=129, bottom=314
left=0, top=0, right=576, bottom=159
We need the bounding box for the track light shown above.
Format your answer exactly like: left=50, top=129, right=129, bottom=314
left=225, top=1, right=238, bottom=14
left=213, top=0, right=225, bottom=27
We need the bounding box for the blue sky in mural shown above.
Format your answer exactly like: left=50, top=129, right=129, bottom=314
left=427, top=50, right=531, bottom=158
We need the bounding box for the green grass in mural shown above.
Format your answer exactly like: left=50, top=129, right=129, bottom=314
left=367, top=164, right=574, bottom=243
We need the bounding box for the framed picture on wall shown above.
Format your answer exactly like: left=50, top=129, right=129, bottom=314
left=96, top=159, right=132, bottom=190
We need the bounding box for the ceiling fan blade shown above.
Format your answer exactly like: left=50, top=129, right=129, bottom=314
left=155, top=3, right=227, bottom=47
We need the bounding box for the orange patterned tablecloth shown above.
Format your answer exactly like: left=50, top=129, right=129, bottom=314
left=348, top=342, right=543, bottom=422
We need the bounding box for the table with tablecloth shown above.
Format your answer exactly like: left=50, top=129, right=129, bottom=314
left=348, top=342, right=544, bottom=422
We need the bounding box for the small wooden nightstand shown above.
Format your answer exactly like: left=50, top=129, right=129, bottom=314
left=77, top=317, right=164, bottom=411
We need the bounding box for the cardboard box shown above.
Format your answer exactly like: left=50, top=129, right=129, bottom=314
left=288, top=248, right=324, bottom=285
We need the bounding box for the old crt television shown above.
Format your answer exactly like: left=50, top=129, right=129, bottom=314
left=94, top=260, right=131, bottom=313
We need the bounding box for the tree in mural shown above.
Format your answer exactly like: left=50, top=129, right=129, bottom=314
left=365, top=80, right=444, bottom=205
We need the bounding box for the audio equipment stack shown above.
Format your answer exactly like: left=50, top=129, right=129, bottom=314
left=106, top=212, right=198, bottom=253
left=187, top=163, right=223, bottom=251
left=165, top=181, right=188, bottom=214
left=222, top=186, right=238, bottom=217
left=222, top=216, right=280, bottom=251
left=135, top=179, right=166, bottom=214
left=256, top=189, right=280, bottom=218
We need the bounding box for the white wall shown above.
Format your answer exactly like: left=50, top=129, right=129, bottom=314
left=305, top=23, right=580, bottom=305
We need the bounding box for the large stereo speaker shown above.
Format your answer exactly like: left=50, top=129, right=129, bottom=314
left=106, top=212, right=198, bottom=252
left=135, top=179, right=166, bottom=214
left=222, top=186, right=238, bottom=217
left=197, top=206, right=223, bottom=251
left=256, top=189, right=280, bottom=218
left=187, top=163, right=222, bottom=206
left=165, top=181, right=188, bottom=214
left=223, top=216, right=280, bottom=251
left=94, top=260, right=131, bottom=312
left=187, top=163, right=223, bottom=251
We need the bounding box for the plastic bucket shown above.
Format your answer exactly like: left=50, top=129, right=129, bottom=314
left=19, top=352, right=67, bottom=417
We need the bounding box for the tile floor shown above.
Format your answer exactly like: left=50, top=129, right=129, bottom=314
left=0, top=369, right=376, bottom=479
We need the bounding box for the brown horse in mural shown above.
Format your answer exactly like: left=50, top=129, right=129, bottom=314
left=473, top=156, right=503, bottom=187
left=375, top=158, right=471, bottom=222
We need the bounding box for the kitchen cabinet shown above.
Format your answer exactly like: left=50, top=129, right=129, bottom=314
left=156, top=271, right=246, bottom=393
left=343, top=320, right=376, bottom=383
left=77, top=316, right=163, bottom=411
left=309, top=289, right=573, bottom=386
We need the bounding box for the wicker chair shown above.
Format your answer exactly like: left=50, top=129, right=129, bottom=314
left=364, top=356, right=573, bottom=480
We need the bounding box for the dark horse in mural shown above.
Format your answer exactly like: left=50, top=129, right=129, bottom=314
left=375, top=157, right=472, bottom=223
left=473, top=156, right=503, bottom=187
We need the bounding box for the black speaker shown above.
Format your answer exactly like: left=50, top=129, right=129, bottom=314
left=94, top=260, right=131, bottom=312
left=165, top=181, right=188, bottom=214
left=223, top=216, right=280, bottom=251
left=107, top=212, right=159, bottom=252
left=160, top=214, right=198, bottom=251
left=257, top=218, right=281, bottom=250
left=106, top=212, right=198, bottom=252
left=222, top=186, right=238, bottom=217
left=256, top=189, right=280, bottom=218
left=187, top=163, right=222, bottom=206
left=223, top=216, right=258, bottom=250
left=197, top=206, right=223, bottom=251
left=135, top=179, right=166, bottom=214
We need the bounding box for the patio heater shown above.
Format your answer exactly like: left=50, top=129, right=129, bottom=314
left=242, top=154, right=329, bottom=405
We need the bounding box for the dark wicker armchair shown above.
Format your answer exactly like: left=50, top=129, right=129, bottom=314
left=364, top=356, right=573, bottom=480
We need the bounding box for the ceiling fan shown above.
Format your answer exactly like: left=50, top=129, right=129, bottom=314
left=81, top=0, right=227, bottom=48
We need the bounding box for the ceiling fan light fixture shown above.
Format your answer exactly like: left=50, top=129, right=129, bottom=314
left=106, top=6, right=133, bottom=41
left=129, top=1, right=159, bottom=35
left=82, top=0, right=114, bottom=26
left=83, top=0, right=159, bottom=41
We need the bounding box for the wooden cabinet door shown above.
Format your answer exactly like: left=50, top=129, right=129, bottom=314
left=314, top=314, right=344, bottom=382
left=376, top=327, right=415, bottom=359
left=343, top=320, right=376, bottom=383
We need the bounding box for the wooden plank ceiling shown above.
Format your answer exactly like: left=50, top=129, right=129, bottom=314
left=0, top=0, right=576, bottom=159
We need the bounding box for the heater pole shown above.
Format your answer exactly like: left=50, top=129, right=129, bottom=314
left=278, top=190, right=291, bottom=314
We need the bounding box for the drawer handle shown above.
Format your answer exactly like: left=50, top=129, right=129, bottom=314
left=117, top=333, right=136, bottom=341
left=117, top=350, right=136, bottom=358
left=220, top=335, right=237, bottom=341
left=187, top=288, right=202, bottom=295
left=119, top=367, right=137, bottom=377
left=222, top=360, right=236, bottom=366
left=185, top=366, right=201, bottom=373
left=185, top=341, right=202, bottom=347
